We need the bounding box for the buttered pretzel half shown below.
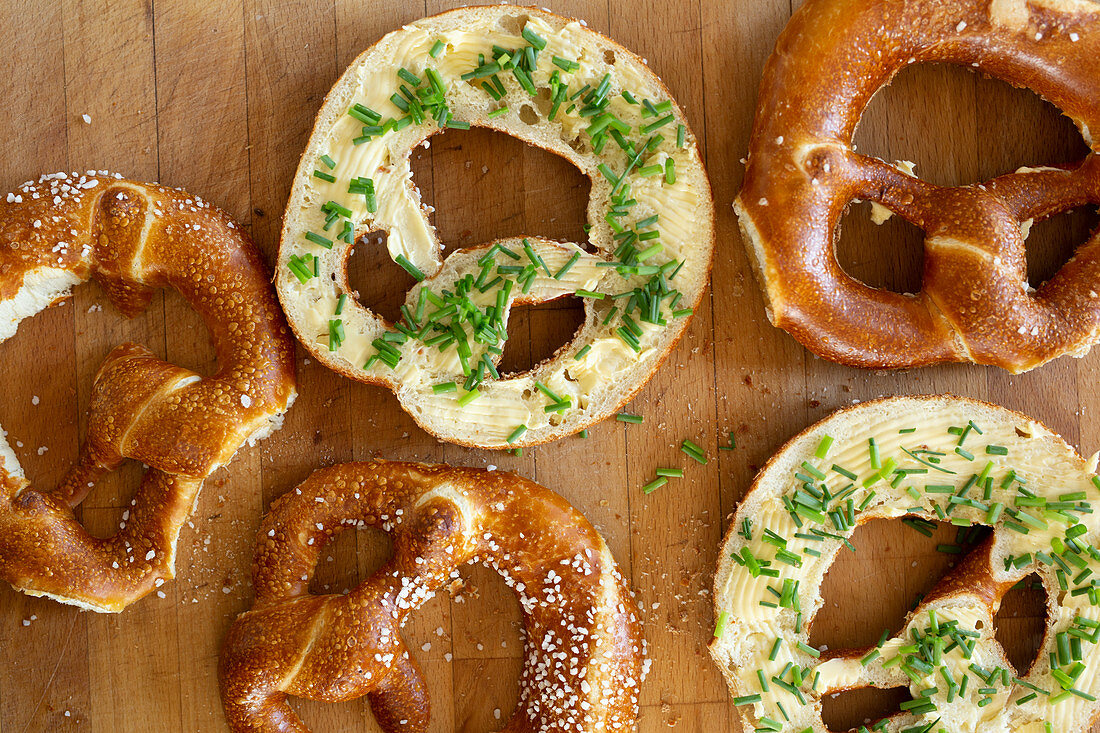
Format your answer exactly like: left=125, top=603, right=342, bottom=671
left=219, top=461, right=646, bottom=732
left=711, top=396, right=1100, bottom=732
left=278, top=5, right=714, bottom=448
left=736, top=0, right=1100, bottom=373
left=0, top=171, right=297, bottom=612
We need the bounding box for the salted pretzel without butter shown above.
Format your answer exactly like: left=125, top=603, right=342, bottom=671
left=219, top=461, right=646, bottom=732
left=711, top=396, right=1100, bottom=733
left=736, top=0, right=1100, bottom=373
left=278, top=5, right=714, bottom=448
left=0, top=172, right=297, bottom=613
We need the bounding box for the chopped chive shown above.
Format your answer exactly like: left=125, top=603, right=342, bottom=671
left=616, top=413, right=643, bottom=423
left=507, top=424, right=528, bottom=444
left=395, top=254, right=426, bottom=281
left=832, top=464, right=858, bottom=481
left=681, top=439, right=707, bottom=464
left=552, top=55, right=580, bottom=72
left=305, top=231, right=333, bottom=249
left=313, top=170, right=336, bottom=183
left=397, top=67, right=422, bottom=87
left=430, top=39, right=446, bottom=57
left=868, top=438, right=881, bottom=469
left=521, top=25, right=547, bottom=50
left=457, top=389, right=481, bottom=407
left=656, top=467, right=684, bottom=478
left=554, top=252, right=581, bottom=279
left=642, top=477, right=668, bottom=494
left=714, top=611, right=729, bottom=638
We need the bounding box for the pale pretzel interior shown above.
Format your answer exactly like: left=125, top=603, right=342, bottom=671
left=278, top=6, right=714, bottom=448
left=711, top=395, right=1100, bottom=733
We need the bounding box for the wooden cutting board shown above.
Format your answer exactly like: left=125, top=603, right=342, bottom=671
left=1, top=0, right=1095, bottom=730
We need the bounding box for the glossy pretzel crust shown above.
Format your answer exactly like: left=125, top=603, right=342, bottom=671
left=219, top=461, right=645, bottom=732
left=0, top=173, right=297, bottom=612
left=737, top=0, right=1100, bottom=373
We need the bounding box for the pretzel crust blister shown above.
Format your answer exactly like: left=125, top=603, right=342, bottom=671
left=277, top=5, right=714, bottom=448
left=219, top=460, right=646, bottom=733
left=0, top=172, right=297, bottom=613
left=736, top=0, right=1100, bottom=373
left=710, top=395, right=1100, bottom=733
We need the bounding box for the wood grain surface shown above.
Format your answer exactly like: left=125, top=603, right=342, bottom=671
left=0, top=1, right=1096, bottom=731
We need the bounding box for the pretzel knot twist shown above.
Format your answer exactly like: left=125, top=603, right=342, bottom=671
left=711, top=396, right=1100, bottom=733
left=0, top=172, right=297, bottom=613
left=219, top=461, right=646, bottom=732
left=736, top=0, right=1100, bottom=373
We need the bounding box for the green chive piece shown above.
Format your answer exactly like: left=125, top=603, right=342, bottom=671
left=507, top=424, right=528, bottom=444
left=681, top=439, right=707, bottom=464
left=616, top=413, right=643, bottom=424
left=521, top=25, right=547, bottom=50
left=432, top=382, right=457, bottom=394
left=642, top=477, right=668, bottom=494
left=714, top=610, right=729, bottom=638
left=457, top=389, right=481, bottom=407
left=554, top=252, right=581, bottom=279
left=430, top=39, right=446, bottom=57
left=395, top=254, right=427, bottom=281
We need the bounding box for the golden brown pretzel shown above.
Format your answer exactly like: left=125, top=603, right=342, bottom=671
left=0, top=171, right=297, bottom=612
left=219, top=460, right=646, bottom=732
left=736, top=0, right=1100, bottom=373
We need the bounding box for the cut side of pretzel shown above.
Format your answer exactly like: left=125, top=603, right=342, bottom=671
left=736, top=0, right=1100, bottom=373
left=0, top=171, right=297, bottom=612
left=711, top=395, right=1100, bottom=732
left=277, top=5, right=714, bottom=448
left=219, top=460, right=646, bottom=732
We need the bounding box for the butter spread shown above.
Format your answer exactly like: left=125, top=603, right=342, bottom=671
left=279, top=7, right=712, bottom=445
left=712, top=396, right=1100, bottom=732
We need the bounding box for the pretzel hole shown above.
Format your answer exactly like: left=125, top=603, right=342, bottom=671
left=497, top=12, right=528, bottom=35
left=410, top=126, right=592, bottom=252
left=994, top=572, right=1048, bottom=675
left=498, top=296, right=586, bottom=377
left=811, top=518, right=989, bottom=650
left=834, top=202, right=924, bottom=294
left=854, top=63, right=1087, bottom=188
left=1023, top=206, right=1100, bottom=288
left=451, top=657, right=523, bottom=728
left=820, top=686, right=912, bottom=733
left=345, top=230, right=417, bottom=324
left=74, top=460, right=148, bottom=537
left=305, top=525, right=391, bottom=596
left=449, top=562, right=524, bottom=658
